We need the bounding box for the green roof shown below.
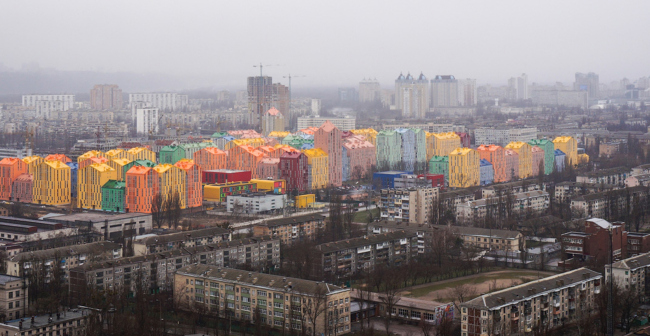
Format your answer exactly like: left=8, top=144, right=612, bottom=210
left=429, top=155, right=449, bottom=163
left=160, top=145, right=183, bottom=152
left=211, top=132, right=228, bottom=138
left=102, top=180, right=126, bottom=189
left=134, top=160, right=156, bottom=167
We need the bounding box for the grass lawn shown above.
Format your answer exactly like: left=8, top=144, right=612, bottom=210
left=406, top=270, right=547, bottom=298
left=353, top=208, right=379, bottom=223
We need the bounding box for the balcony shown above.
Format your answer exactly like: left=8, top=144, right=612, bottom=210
left=511, top=312, right=520, bottom=320
left=553, top=298, right=560, bottom=307
left=594, top=286, right=601, bottom=294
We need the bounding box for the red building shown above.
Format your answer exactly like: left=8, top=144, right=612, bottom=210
left=280, top=152, right=309, bottom=193
left=201, top=169, right=252, bottom=184
left=417, top=174, right=445, bottom=189
left=626, top=232, right=650, bottom=256
left=456, top=132, right=470, bottom=148
left=562, top=218, right=628, bottom=265
left=11, top=173, right=32, bottom=203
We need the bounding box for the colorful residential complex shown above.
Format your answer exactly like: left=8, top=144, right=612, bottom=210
left=228, top=145, right=268, bottom=177
left=125, top=147, right=156, bottom=162
left=174, top=159, right=202, bottom=209
left=449, top=148, right=480, bottom=188
left=504, top=149, right=520, bottom=182
left=395, top=128, right=426, bottom=172
left=303, top=148, right=329, bottom=190
left=125, top=166, right=159, bottom=213
left=203, top=182, right=257, bottom=202
left=477, top=145, right=507, bottom=183
left=553, top=136, right=578, bottom=166
left=479, top=159, right=494, bottom=186
left=280, top=152, right=309, bottom=193
left=33, top=160, right=71, bottom=205
left=342, top=135, right=376, bottom=181
left=108, top=158, right=132, bottom=182
left=428, top=156, right=449, bottom=183
left=505, top=141, right=533, bottom=179
left=79, top=156, right=109, bottom=170
left=77, top=150, right=106, bottom=163
left=159, top=145, right=185, bottom=164
left=428, top=132, right=461, bottom=158
left=104, top=149, right=126, bottom=161
left=531, top=146, right=545, bottom=177
left=350, top=128, right=378, bottom=147
left=314, top=121, right=342, bottom=187
left=256, top=158, right=280, bottom=179
left=376, top=130, right=402, bottom=170
left=11, top=173, right=32, bottom=203
left=193, top=147, right=227, bottom=171
left=0, top=158, right=28, bottom=201
left=101, top=180, right=126, bottom=212
left=44, top=154, right=72, bottom=163
left=528, top=139, right=555, bottom=175
left=78, top=163, right=117, bottom=210
left=22, top=156, right=43, bottom=175
left=154, top=164, right=187, bottom=209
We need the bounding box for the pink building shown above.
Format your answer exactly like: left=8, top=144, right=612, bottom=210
left=314, top=121, right=342, bottom=187
left=228, top=129, right=261, bottom=139
left=257, top=145, right=280, bottom=159
left=257, top=158, right=280, bottom=179
left=11, top=173, right=32, bottom=203
left=343, top=135, right=376, bottom=180
left=531, top=146, right=545, bottom=177
left=504, top=149, right=520, bottom=181
left=477, top=145, right=507, bottom=183
left=456, top=132, right=471, bottom=148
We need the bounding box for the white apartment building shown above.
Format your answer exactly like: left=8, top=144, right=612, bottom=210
left=311, top=98, right=322, bottom=114
left=359, top=79, right=381, bottom=102
left=474, top=127, right=537, bottom=146
left=22, top=95, right=75, bottom=112
left=458, top=79, right=477, bottom=106
left=607, top=252, right=650, bottom=300
left=227, top=193, right=287, bottom=214
left=128, top=93, right=188, bottom=111
left=296, top=116, right=355, bottom=131
left=136, top=107, right=160, bottom=135
left=379, top=187, right=437, bottom=224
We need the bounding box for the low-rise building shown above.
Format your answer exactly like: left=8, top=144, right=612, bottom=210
left=0, top=275, right=28, bottom=321
left=175, top=265, right=351, bottom=335
left=315, top=231, right=418, bottom=279
left=461, top=268, right=602, bottom=336
left=457, top=190, right=549, bottom=223
left=625, top=173, right=650, bottom=187
left=482, top=180, right=545, bottom=199
left=46, top=212, right=152, bottom=240
left=553, top=181, right=617, bottom=203
left=561, top=218, right=627, bottom=265
left=607, top=252, right=650, bottom=300
left=0, top=216, right=76, bottom=242
left=254, top=214, right=325, bottom=245
left=570, top=186, right=648, bottom=219
left=69, top=236, right=279, bottom=303
left=133, top=227, right=232, bottom=256
left=576, top=166, right=630, bottom=186
left=350, top=290, right=454, bottom=326
left=0, top=307, right=91, bottom=336
left=227, top=193, right=287, bottom=214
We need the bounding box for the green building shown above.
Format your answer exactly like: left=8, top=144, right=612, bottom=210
left=181, top=142, right=210, bottom=160
left=159, top=145, right=186, bottom=164
left=429, top=155, right=449, bottom=182
left=376, top=130, right=402, bottom=171
left=528, top=139, right=555, bottom=175
left=102, top=180, right=126, bottom=212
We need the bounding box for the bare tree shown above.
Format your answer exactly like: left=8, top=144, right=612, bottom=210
left=379, top=270, right=402, bottom=336
left=151, top=193, right=165, bottom=229
left=451, top=283, right=477, bottom=312
left=304, top=283, right=328, bottom=336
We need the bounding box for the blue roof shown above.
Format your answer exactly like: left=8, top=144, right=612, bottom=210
left=480, top=159, right=493, bottom=167
left=300, top=143, right=314, bottom=150
left=66, top=162, right=79, bottom=169
left=554, top=149, right=566, bottom=156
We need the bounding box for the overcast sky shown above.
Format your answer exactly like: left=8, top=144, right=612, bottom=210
left=2, top=0, right=649, bottom=89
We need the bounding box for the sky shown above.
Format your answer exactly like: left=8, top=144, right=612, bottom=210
left=1, top=0, right=649, bottom=90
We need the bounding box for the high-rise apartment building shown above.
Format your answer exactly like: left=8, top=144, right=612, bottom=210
left=359, top=78, right=381, bottom=102
left=174, top=159, right=202, bottom=209
left=78, top=163, right=117, bottom=210
left=338, top=87, right=358, bottom=102
left=33, top=160, right=71, bottom=205
left=449, top=148, right=480, bottom=188
left=508, top=73, right=529, bottom=100
left=574, top=72, right=599, bottom=99
left=477, top=145, right=506, bottom=183
left=430, top=75, right=458, bottom=107
left=193, top=147, right=227, bottom=171
left=302, top=148, right=328, bottom=190
left=136, top=108, right=160, bottom=135
left=376, top=130, right=402, bottom=170
left=271, top=83, right=289, bottom=118
left=0, top=158, right=28, bottom=201
left=128, top=93, right=188, bottom=111
left=22, top=95, right=75, bottom=110
left=553, top=136, right=578, bottom=166
left=314, top=121, right=342, bottom=187
left=379, top=187, right=437, bottom=224
left=458, top=79, right=477, bottom=106
left=279, top=152, right=309, bottom=193
left=90, top=84, right=122, bottom=110
left=504, top=149, right=519, bottom=182
left=427, top=132, right=461, bottom=159
left=261, top=107, right=285, bottom=136
left=125, top=166, right=158, bottom=213
left=395, top=73, right=429, bottom=118
left=528, top=139, right=555, bottom=175
left=505, top=142, right=533, bottom=179
left=247, top=76, right=273, bottom=117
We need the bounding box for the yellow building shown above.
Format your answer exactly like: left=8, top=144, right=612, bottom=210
left=108, top=158, right=132, bottom=182
left=350, top=128, right=378, bottom=147
left=153, top=164, right=187, bottom=209
left=77, top=150, right=106, bottom=163
left=22, top=156, right=43, bottom=175
left=302, top=148, right=329, bottom=190
left=553, top=136, right=578, bottom=166
left=125, top=147, right=156, bottom=162
left=104, top=149, right=126, bottom=161
left=449, top=147, right=480, bottom=188
left=267, top=131, right=291, bottom=139
left=427, top=132, right=461, bottom=159
left=295, top=194, right=316, bottom=208
left=224, top=138, right=266, bottom=151
left=505, top=142, right=533, bottom=179
left=33, top=160, right=71, bottom=205
left=578, top=153, right=590, bottom=164
left=78, top=163, right=117, bottom=209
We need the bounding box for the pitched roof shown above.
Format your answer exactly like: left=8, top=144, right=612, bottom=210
left=612, top=252, right=650, bottom=271
left=316, top=231, right=416, bottom=253
left=11, top=241, right=121, bottom=262
left=261, top=214, right=325, bottom=228
left=265, top=107, right=283, bottom=116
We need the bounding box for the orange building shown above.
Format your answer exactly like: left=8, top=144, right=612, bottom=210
left=273, top=144, right=301, bottom=156
left=257, top=158, right=280, bottom=179
left=104, top=149, right=126, bottom=161
left=0, top=158, right=28, bottom=201
left=79, top=156, right=109, bottom=170
left=174, top=159, right=202, bottom=209
left=531, top=146, right=545, bottom=177
left=477, top=145, right=507, bottom=183
left=153, top=164, right=187, bottom=210
left=227, top=145, right=269, bottom=175
left=44, top=154, right=72, bottom=164
left=504, top=149, right=520, bottom=182
left=125, top=166, right=159, bottom=213
left=193, top=147, right=227, bottom=171
left=257, top=145, right=280, bottom=159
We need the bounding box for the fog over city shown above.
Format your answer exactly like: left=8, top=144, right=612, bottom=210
left=2, top=0, right=649, bottom=92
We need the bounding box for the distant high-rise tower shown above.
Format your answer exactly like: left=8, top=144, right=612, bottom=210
left=395, top=72, right=429, bottom=119
left=359, top=78, right=381, bottom=102
left=271, top=83, right=290, bottom=118
left=574, top=72, right=599, bottom=100
left=247, top=76, right=273, bottom=117
left=90, top=84, right=122, bottom=110
left=508, top=74, right=528, bottom=100
left=430, top=75, right=458, bottom=107
left=458, top=79, right=477, bottom=106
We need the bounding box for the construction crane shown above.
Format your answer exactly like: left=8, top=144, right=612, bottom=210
left=24, top=126, right=34, bottom=157
left=282, top=74, right=306, bottom=122
left=148, top=112, right=164, bottom=141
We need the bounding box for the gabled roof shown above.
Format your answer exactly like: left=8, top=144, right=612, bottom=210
left=126, top=165, right=153, bottom=175
left=102, top=180, right=125, bottom=189
left=612, top=252, right=650, bottom=270
left=174, top=159, right=197, bottom=170
left=0, top=158, right=23, bottom=166
left=319, top=120, right=338, bottom=133
left=265, top=107, right=283, bottom=117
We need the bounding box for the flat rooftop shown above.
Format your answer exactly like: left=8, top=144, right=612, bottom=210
left=46, top=212, right=150, bottom=223
left=1, top=308, right=90, bottom=330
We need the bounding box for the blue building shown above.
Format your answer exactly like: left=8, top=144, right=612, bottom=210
left=554, top=149, right=566, bottom=172
left=479, top=159, right=494, bottom=186
left=372, top=171, right=411, bottom=189
left=66, top=162, right=79, bottom=198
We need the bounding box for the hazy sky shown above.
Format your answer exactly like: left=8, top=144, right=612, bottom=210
left=2, top=0, right=649, bottom=89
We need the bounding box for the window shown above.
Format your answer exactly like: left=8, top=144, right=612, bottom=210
left=226, top=285, right=234, bottom=291
left=274, top=293, right=283, bottom=300
left=411, top=311, right=421, bottom=319
left=227, top=294, right=235, bottom=300
left=258, top=299, right=267, bottom=306
left=257, top=290, right=267, bottom=297
left=242, top=297, right=250, bottom=303
left=274, top=302, right=283, bottom=308
left=227, top=302, right=235, bottom=309
left=274, top=311, right=284, bottom=318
